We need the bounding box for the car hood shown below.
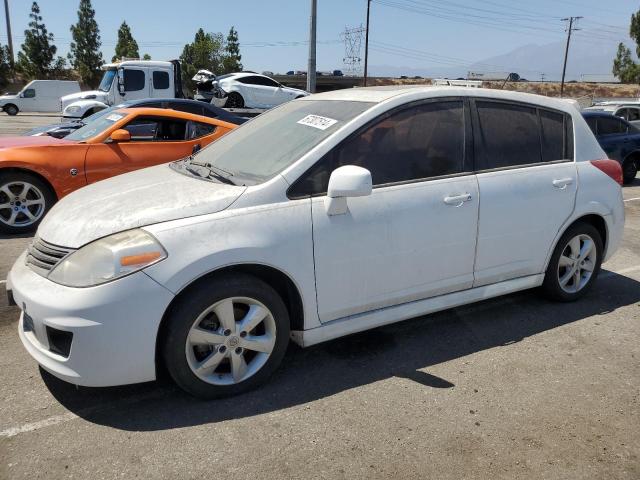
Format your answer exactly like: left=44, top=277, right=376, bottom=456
left=61, top=90, right=109, bottom=105
left=0, top=94, right=18, bottom=102
left=38, top=163, right=247, bottom=248
left=0, top=135, right=72, bottom=148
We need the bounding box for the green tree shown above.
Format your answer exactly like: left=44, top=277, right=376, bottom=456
left=0, top=43, right=12, bottom=88
left=68, top=0, right=103, bottom=87
left=112, top=21, right=139, bottom=61
left=613, top=43, right=639, bottom=83
left=142, top=53, right=151, bottom=60
left=179, top=28, right=225, bottom=92
left=17, top=2, right=66, bottom=79
left=221, top=26, right=242, bottom=73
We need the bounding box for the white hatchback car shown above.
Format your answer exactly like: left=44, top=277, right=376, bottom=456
left=7, top=87, right=624, bottom=399
left=214, top=72, right=309, bottom=109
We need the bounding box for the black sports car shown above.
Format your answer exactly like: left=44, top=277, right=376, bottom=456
left=24, top=98, right=247, bottom=139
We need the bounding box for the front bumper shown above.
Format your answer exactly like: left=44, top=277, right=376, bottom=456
left=7, top=252, right=174, bottom=387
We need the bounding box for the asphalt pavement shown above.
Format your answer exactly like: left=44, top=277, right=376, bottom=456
left=0, top=114, right=638, bottom=479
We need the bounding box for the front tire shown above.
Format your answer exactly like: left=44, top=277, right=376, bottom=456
left=4, top=104, right=18, bottom=116
left=0, top=172, right=56, bottom=234
left=162, top=274, right=290, bottom=399
left=225, top=92, right=245, bottom=108
left=542, top=222, right=603, bottom=302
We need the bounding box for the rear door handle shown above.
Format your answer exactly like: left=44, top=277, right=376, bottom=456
left=443, top=193, right=472, bottom=206
left=552, top=177, right=573, bottom=189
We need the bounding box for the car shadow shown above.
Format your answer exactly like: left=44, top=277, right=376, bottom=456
left=42, top=270, right=640, bottom=432
left=0, top=232, right=33, bottom=240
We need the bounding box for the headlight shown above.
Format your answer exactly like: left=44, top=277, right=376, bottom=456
left=65, top=105, right=81, bottom=114
left=48, top=229, right=167, bottom=287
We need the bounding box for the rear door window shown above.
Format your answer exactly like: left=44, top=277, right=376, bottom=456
left=152, top=71, right=170, bottom=90
left=474, top=101, right=573, bottom=169
left=628, top=108, right=640, bottom=122
left=597, top=117, right=627, bottom=135
left=475, top=101, right=541, bottom=169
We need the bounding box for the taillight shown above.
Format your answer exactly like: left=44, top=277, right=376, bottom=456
left=590, top=159, right=623, bottom=186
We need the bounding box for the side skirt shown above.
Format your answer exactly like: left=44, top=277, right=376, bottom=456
left=290, top=274, right=544, bottom=347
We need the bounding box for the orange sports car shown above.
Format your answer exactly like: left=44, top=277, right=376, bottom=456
left=0, top=107, right=237, bottom=234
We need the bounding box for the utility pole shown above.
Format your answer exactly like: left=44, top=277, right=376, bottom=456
left=541, top=73, right=545, bottom=83
left=3, top=0, right=13, bottom=67
left=560, top=16, right=582, bottom=97
left=307, top=0, right=317, bottom=93
left=363, top=0, right=371, bottom=86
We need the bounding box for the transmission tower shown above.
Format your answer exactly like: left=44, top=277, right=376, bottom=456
left=341, top=25, right=365, bottom=76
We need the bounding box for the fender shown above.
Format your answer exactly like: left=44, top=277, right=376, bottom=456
left=62, top=99, right=109, bottom=119
left=0, top=161, right=60, bottom=196
left=542, top=203, right=612, bottom=272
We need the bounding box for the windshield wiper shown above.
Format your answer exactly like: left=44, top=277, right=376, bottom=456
left=185, top=157, right=236, bottom=185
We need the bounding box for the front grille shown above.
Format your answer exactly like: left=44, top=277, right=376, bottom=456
left=25, top=237, right=75, bottom=277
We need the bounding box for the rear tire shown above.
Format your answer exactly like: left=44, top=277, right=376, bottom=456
left=162, top=273, right=290, bottom=399
left=4, top=104, right=18, bottom=116
left=622, top=158, right=638, bottom=184
left=541, top=222, right=603, bottom=302
left=0, top=172, right=56, bottom=234
left=225, top=92, right=245, bottom=108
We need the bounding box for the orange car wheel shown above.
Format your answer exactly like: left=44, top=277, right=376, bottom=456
left=0, top=172, right=56, bottom=234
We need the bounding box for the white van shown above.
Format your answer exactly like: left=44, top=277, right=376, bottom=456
left=0, top=80, right=81, bottom=115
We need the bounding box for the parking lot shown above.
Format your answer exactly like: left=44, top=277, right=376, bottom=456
left=0, top=114, right=639, bottom=479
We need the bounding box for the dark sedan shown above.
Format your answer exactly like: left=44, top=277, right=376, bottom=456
left=24, top=98, right=247, bottom=139
left=583, top=110, right=640, bottom=184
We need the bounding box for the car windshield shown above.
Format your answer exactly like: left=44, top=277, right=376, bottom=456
left=98, top=69, right=117, bottom=92
left=192, top=100, right=374, bottom=184
left=66, top=111, right=129, bottom=141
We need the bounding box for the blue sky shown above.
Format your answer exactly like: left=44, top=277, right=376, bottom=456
left=0, top=0, right=638, bottom=77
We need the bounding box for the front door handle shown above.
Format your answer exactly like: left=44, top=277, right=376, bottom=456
left=443, top=193, right=472, bottom=206
left=552, top=177, right=573, bottom=189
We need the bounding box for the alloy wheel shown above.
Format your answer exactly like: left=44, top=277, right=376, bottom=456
left=0, top=181, right=46, bottom=227
left=557, top=234, right=597, bottom=294
left=185, top=296, right=277, bottom=386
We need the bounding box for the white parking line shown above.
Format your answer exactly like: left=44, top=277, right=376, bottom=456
left=624, top=197, right=640, bottom=202
left=0, top=279, right=6, bottom=285
left=0, top=388, right=171, bottom=438
left=0, top=412, right=77, bottom=438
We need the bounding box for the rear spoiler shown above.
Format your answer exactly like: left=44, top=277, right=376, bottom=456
left=170, top=59, right=185, bottom=99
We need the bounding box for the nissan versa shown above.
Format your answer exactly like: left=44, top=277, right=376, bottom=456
left=6, top=87, right=625, bottom=399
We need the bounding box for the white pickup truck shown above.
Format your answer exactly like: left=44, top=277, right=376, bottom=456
left=61, top=59, right=184, bottom=119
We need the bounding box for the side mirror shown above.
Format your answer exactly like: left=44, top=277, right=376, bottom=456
left=324, top=165, right=372, bottom=216
left=19, top=92, right=24, bottom=98
left=110, top=129, right=131, bottom=143
left=117, top=68, right=125, bottom=95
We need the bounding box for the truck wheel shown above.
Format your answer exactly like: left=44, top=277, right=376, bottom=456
left=162, top=273, right=290, bottom=399
left=0, top=172, right=56, bottom=234
left=4, top=104, right=18, bottom=116
left=226, top=92, right=245, bottom=108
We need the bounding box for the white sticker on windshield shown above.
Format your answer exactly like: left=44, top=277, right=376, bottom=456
left=106, top=113, right=124, bottom=122
left=297, top=114, right=338, bottom=130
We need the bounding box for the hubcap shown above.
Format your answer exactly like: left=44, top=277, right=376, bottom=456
left=185, top=296, right=276, bottom=386
left=557, top=234, right=597, bottom=294
left=0, top=181, right=46, bottom=227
